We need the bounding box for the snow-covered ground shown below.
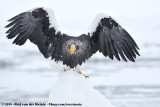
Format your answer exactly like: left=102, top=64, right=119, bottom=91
left=0, top=0, right=160, bottom=107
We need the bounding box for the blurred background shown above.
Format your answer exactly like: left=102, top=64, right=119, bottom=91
left=0, top=0, right=160, bottom=107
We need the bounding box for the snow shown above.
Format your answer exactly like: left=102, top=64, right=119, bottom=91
left=48, top=70, right=114, bottom=107
left=88, top=13, right=110, bottom=35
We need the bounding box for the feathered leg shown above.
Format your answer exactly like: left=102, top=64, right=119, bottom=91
left=76, top=65, right=89, bottom=78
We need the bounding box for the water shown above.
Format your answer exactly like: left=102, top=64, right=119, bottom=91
left=0, top=36, right=160, bottom=107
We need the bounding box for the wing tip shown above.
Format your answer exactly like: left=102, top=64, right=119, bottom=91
left=5, top=24, right=10, bottom=28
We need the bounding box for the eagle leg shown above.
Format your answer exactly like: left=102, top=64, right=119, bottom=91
left=79, top=72, right=89, bottom=78
left=64, top=69, right=71, bottom=71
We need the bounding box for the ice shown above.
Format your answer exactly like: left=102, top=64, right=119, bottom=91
left=48, top=70, right=114, bottom=107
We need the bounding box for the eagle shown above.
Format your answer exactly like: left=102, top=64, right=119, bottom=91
left=5, top=7, right=140, bottom=77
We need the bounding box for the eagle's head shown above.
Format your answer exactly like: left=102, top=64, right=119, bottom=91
left=62, top=34, right=89, bottom=58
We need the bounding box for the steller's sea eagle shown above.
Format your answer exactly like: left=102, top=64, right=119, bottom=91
left=5, top=7, right=140, bottom=77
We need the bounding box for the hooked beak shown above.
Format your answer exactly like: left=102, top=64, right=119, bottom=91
left=70, top=45, right=76, bottom=55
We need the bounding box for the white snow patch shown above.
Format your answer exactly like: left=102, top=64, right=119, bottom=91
left=48, top=70, right=114, bottom=107
left=88, top=13, right=110, bottom=35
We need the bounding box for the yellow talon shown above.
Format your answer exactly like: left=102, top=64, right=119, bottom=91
left=79, top=72, right=89, bottom=78
left=64, top=69, right=71, bottom=71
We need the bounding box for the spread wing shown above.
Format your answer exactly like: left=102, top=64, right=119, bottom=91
left=5, top=7, right=63, bottom=61
left=88, top=13, right=140, bottom=62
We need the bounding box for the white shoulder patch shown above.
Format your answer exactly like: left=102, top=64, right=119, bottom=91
left=30, top=7, right=60, bottom=34
left=42, top=7, right=60, bottom=34
left=88, top=13, right=110, bottom=35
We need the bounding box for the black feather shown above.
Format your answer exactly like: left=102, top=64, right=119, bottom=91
left=89, top=16, right=140, bottom=62
left=5, top=8, right=63, bottom=64
left=103, top=28, right=113, bottom=59
left=99, top=30, right=107, bottom=56
left=8, top=12, right=26, bottom=21
left=7, top=29, right=19, bottom=39
left=5, top=17, right=22, bottom=28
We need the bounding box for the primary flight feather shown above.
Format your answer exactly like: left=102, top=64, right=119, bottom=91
left=5, top=7, right=140, bottom=69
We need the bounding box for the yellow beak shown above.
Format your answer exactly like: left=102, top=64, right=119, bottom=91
left=70, top=46, right=76, bottom=55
